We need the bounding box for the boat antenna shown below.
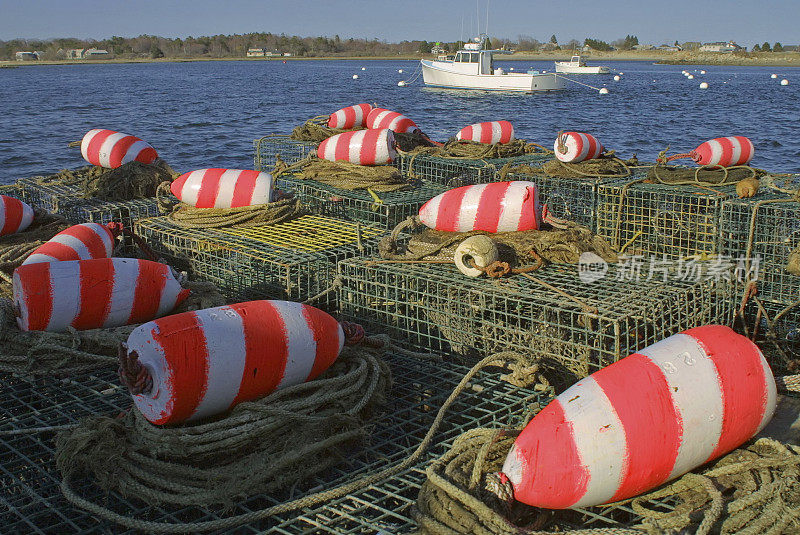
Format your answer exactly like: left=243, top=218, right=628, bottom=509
left=460, top=14, right=464, bottom=47
left=476, top=0, right=480, bottom=37
left=486, top=0, right=490, bottom=42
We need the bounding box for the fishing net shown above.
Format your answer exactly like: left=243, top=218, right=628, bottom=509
left=522, top=154, right=635, bottom=180
left=0, top=280, right=225, bottom=376
left=289, top=116, right=358, bottom=142
left=56, top=343, right=391, bottom=507
left=274, top=157, right=412, bottom=192
left=166, top=198, right=306, bottom=229
left=36, top=160, right=179, bottom=202
left=646, top=163, right=764, bottom=187
left=404, top=138, right=548, bottom=160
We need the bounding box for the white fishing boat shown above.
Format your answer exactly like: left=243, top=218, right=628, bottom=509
left=554, top=55, right=610, bottom=75
left=421, top=38, right=565, bottom=92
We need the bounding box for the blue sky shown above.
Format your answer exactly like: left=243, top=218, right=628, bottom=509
left=1, top=0, right=797, bottom=47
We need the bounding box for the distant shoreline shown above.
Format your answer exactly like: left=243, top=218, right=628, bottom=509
left=3, top=50, right=800, bottom=68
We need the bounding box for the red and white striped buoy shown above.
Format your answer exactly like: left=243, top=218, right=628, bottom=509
left=419, top=181, right=544, bottom=233
left=0, top=195, right=34, bottom=237
left=327, top=103, right=373, bottom=129
left=125, top=300, right=345, bottom=425
left=317, top=128, right=397, bottom=165
left=667, top=136, right=755, bottom=167
left=22, top=223, right=118, bottom=265
left=13, top=258, right=189, bottom=332
left=365, top=108, right=419, bottom=133
left=554, top=132, right=604, bottom=163
left=170, top=169, right=274, bottom=208
left=80, top=129, right=159, bottom=169
left=500, top=325, right=777, bottom=509
left=456, top=121, right=515, bottom=145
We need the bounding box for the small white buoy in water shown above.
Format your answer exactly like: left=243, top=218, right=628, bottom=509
left=700, top=82, right=709, bottom=89
left=509, top=67, right=514, bottom=71
left=619, top=72, right=624, bottom=75
left=781, top=79, right=790, bottom=86
left=599, top=87, right=609, bottom=94
left=352, top=74, right=359, bottom=79
left=613, top=75, right=620, bottom=81
left=700, top=70, right=706, bottom=74
left=397, top=81, right=406, bottom=87
left=688, top=74, right=694, bottom=80
left=361, top=67, right=366, bottom=71
left=771, top=73, right=778, bottom=79
left=398, top=69, right=404, bottom=73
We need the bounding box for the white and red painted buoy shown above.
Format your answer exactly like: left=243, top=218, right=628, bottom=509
left=365, top=108, right=419, bottom=133
left=327, top=103, right=373, bottom=129
left=13, top=258, right=189, bottom=332
left=419, top=181, right=544, bottom=233
left=0, top=195, right=34, bottom=237
left=80, top=129, right=158, bottom=169
left=554, top=132, right=604, bottom=163
left=500, top=325, right=777, bottom=509
left=22, top=222, right=118, bottom=265
left=317, top=128, right=397, bottom=166
left=456, top=121, right=515, bottom=145
left=124, top=300, right=345, bottom=425
left=170, top=169, right=274, bottom=208
left=666, top=136, right=754, bottom=167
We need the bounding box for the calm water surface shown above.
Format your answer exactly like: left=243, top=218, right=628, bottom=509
left=1, top=59, right=798, bottom=184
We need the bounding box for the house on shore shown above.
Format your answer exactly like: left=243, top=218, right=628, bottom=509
left=247, top=48, right=283, bottom=57
left=65, top=48, right=110, bottom=59
left=699, top=41, right=744, bottom=53
left=15, top=51, right=38, bottom=61
left=657, top=44, right=682, bottom=52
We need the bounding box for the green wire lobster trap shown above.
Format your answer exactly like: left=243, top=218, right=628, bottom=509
left=393, top=152, right=552, bottom=187
left=337, top=261, right=735, bottom=378
left=275, top=174, right=447, bottom=230
left=253, top=135, right=319, bottom=173
left=596, top=179, right=738, bottom=259
left=720, top=192, right=800, bottom=305
left=0, top=353, right=551, bottom=534
left=134, top=215, right=385, bottom=311
left=736, top=297, right=800, bottom=375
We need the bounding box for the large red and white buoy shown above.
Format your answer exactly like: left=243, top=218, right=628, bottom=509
left=554, top=132, right=604, bottom=163
left=327, top=103, right=373, bottom=129
left=365, top=108, right=419, bottom=133
left=170, top=169, right=274, bottom=208
left=13, top=258, right=189, bottom=332
left=124, top=300, right=345, bottom=425
left=0, top=195, right=34, bottom=237
left=665, top=136, right=754, bottom=167
left=317, top=128, right=397, bottom=165
left=500, top=325, right=777, bottom=509
left=22, top=223, right=118, bottom=265
left=80, top=129, right=159, bottom=169
left=419, top=181, right=544, bottom=233
left=456, top=121, right=515, bottom=145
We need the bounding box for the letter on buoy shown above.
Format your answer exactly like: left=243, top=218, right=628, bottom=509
left=554, top=132, right=604, bottom=163
left=13, top=258, right=189, bottom=332
left=317, top=128, right=397, bottom=166
left=419, top=181, right=543, bottom=233
left=22, top=223, right=118, bottom=265
left=80, top=129, right=158, bottom=169
left=455, top=121, right=515, bottom=145
left=500, top=325, right=776, bottom=509
left=366, top=108, right=419, bottom=134
left=171, top=169, right=274, bottom=208
left=125, top=300, right=344, bottom=424
left=0, top=195, right=34, bottom=236
left=327, top=103, right=373, bottom=129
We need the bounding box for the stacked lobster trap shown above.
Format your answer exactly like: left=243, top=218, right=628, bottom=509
left=253, top=135, right=319, bottom=173
left=337, top=261, right=736, bottom=379
left=0, top=352, right=551, bottom=534
left=392, top=151, right=552, bottom=187
left=134, top=214, right=384, bottom=311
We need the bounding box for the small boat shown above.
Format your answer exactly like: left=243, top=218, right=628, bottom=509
left=554, top=55, right=610, bottom=75
left=421, top=37, right=565, bottom=92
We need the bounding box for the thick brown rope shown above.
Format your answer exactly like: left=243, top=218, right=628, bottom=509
left=166, top=198, right=305, bottom=228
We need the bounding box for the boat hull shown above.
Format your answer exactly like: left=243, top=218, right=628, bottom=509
left=554, top=63, right=610, bottom=75
left=421, top=60, right=565, bottom=92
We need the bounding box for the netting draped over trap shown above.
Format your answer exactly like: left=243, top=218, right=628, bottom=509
left=289, top=117, right=358, bottom=142
left=0, top=280, right=225, bottom=376
left=274, top=156, right=411, bottom=192
left=501, top=154, right=635, bottom=181
left=404, top=139, right=548, bottom=161
left=165, top=198, right=306, bottom=228
left=35, top=160, right=179, bottom=202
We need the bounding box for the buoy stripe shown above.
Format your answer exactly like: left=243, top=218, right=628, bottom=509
left=1, top=195, right=33, bottom=236
left=304, top=305, right=344, bottom=381
left=129, top=262, right=169, bottom=325
left=554, top=132, right=603, bottom=163
left=81, top=129, right=158, bottom=169
left=317, top=129, right=396, bottom=165
left=16, top=263, right=51, bottom=331
left=194, top=168, right=226, bottom=209
left=23, top=223, right=116, bottom=266
left=273, top=301, right=318, bottom=387
left=46, top=262, right=82, bottom=332
left=684, top=326, right=770, bottom=461
left=694, top=136, right=754, bottom=167
left=85, top=129, right=116, bottom=166
left=105, top=259, right=138, bottom=328
left=474, top=182, right=511, bottom=233
left=107, top=134, right=138, bottom=168
left=516, top=184, right=538, bottom=231
left=73, top=259, right=114, bottom=331
left=367, top=109, right=419, bottom=133
left=172, top=169, right=273, bottom=208
left=154, top=312, right=209, bottom=425
left=230, top=301, right=286, bottom=406
left=328, top=103, right=372, bottom=129
left=594, top=354, right=683, bottom=503
left=436, top=185, right=470, bottom=232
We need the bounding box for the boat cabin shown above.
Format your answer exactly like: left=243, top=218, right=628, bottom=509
left=434, top=47, right=511, bottom=75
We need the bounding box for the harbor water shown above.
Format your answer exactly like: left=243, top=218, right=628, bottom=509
left=1, top=58, right=799, bottom=183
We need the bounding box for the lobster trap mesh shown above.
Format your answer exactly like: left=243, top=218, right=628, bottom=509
left=736, top=297, right=800, bottom=375
left=133, top=215, right=384, bottom=311
left=275, top=175, right=446, bottom=229
left=0, top=353, right=551, bottom=534
left=720, top=193, right=800, bottom=305
left=394, top=153, right=551, bottom=187
left=596, top=180, right=737, bottom=258
left=253, top=136, right=318, bottom=173
left=338, top=261, right=735, bottom=379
